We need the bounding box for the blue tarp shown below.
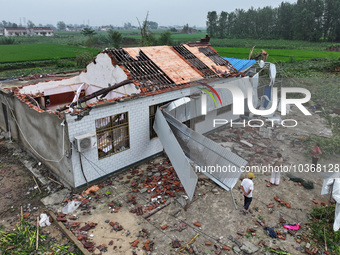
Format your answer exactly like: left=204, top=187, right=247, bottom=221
left=222, top=57, right=256, bottom=72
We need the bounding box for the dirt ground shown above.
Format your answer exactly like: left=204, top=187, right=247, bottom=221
left=0, top=105, right=338, bottom=255
left=0, top=141, right=74, bottom=251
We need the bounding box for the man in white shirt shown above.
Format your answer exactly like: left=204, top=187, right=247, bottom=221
left=241, top=172, right=254, bottom=214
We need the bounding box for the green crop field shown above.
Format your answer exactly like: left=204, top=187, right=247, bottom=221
left=0, top=44, right=99, bottom=63
left=215, top=47, right=340, bottom=63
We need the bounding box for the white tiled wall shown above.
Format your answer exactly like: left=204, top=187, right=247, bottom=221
left=66, top=88, right=191, bottom=187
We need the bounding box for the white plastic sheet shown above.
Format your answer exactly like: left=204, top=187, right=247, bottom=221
left=39, top=213, right=51, bottom=227
left=62, top=200, right=81, bottom=214
left=269, top=63, right=276, bottom=86
left=321, top=178, right=340, bottom=231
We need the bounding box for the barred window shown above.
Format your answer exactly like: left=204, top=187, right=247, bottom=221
left=96, top=112, right=129, bottom=159
left=149, top=101, right=171, bottom=139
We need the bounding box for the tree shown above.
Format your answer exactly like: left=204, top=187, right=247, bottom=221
left=206, top=11, right=218, bottom=37
left=144, top=21, right=158, bottom=30
left=108, top=30, right=122, bottom=48
left=27, top=20, right=35, bottom=28
left=81, top=27, right=96, bottom=37
left=158, top=31, right=172, bottom=45
left=182, top=24, right=189, bottom=33
left=124, top=22, right=132, bottom=29
left=277, top=2, right=294, bottom=40
left=218, top=11, right=228, bottom=38
left=57, top=21, right=66, bottom=31
left=137, top=12, right=157, bottom=46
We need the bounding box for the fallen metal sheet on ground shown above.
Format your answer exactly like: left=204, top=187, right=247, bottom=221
left=153, top=109, right=197, bottom=201
left=162, top=110, right=247, bottom=191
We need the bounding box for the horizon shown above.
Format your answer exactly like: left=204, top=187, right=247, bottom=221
left=1, top=0, right=296, bottom=28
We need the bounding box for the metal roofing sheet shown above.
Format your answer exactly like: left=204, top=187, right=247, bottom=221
left=222, top=57, right=256, bottom=72
left=162, top=110, right=247, bottom=191
left=153, top=109, right=198, bottom=200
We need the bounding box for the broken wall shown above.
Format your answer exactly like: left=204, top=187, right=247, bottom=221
left=0, top=91, right=74, bottom=187
left=19, top=53, right=136, bottom=96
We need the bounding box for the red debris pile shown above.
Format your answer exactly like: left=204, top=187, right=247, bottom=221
left=18, top=73, right=54, bottom=81
left=129, top=205, right=143, bottom=216
left=171, top=240, right=182, bottom=248
left=127, top=160, right=186, bottom=215
left=79, top=222, right=97, bottom=232
left=274, top=196, right=291, bottom=209
left=108, top=221, right=123, bottom=232
left=207, top=125, right=288, bottom=167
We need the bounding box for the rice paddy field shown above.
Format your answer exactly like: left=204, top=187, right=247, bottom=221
left=215, top=47, right=340, bottom=63
left=0, top=44, right=99, bottom=63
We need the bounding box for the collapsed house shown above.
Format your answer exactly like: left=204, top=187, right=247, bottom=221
left=0, top=39, right=275, bottom=199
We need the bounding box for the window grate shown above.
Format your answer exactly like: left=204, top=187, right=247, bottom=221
left=96, top=112, right=130, bottom=159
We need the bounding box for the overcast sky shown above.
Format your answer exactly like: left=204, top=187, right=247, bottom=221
left=1, top=0, right=296, bottom=27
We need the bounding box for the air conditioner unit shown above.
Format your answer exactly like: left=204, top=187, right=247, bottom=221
left=74, top=133, right=97, bottom=153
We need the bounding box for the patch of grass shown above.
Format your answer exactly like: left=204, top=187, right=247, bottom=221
left=0, top=219, right=82, bottom=254
left=211, top=38, right=338, bottom=51
left=215, top=47, right=340, bottom=62
left=0, top=44, right=99, bottom=63
left=309, top=205, right=340, bottom=254
left=0, top=66, right=81, bottom=80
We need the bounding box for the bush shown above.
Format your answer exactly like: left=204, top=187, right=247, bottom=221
left=108, top=30, right=122, bottom=48
left=309, top=205, right=340, bottom=254
left=304, top=136, right=340, bottom=159
left=56, top=60, right=75, bottom=68
left=0, top=37, right=16, bottom=45
left=75, top=52, right=93, bottom=68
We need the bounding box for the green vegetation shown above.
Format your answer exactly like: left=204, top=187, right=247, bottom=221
left=309, top=205, right=340, bottom=254
left=0, top=219, right=81, bottom=254
left=215, top=47, right=340, bottom=62
left=0, top=44, right=99, bottom=63
left=108, top=30, right=122, bottom=48
left=210, top=38, right=339, bottom=51
left=207, top=0, right=340, bottom=42
left=76, top=52, right=94, bottom=68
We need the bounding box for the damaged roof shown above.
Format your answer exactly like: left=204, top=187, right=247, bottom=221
left=6, top=42, right=242, bottom=114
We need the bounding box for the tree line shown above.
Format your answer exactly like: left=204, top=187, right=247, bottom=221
left=207, top=0, right=340, bottom=42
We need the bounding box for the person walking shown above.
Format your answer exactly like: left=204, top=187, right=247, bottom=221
left=267, top=153, right=283, bottom=187
left=312, top=142, right=322, bottom=170
left=241, top=172, right=254, bottom=214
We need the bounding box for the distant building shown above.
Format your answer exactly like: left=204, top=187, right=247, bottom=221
left=66, top=26, right=83, bottom=32
left=30, top=27, right=54, bottom=36
left=4, top=27, right=28, bottom=36
left=3, top=27, right=54, bottom=36
left=99, top=26, right=112, bottom=31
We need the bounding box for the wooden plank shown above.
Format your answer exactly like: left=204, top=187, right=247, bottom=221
left=47, top=211, right=92, bottom=255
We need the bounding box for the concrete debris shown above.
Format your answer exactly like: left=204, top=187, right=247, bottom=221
left=176, top=197, right=187, bottom=208
left=276, top=133, right=285, bottom=141
left=319, top=129, right=332, bottom=138
left=240, top=140, right=253, bottom=147
left=240, top=240, right=259, bottom=254
left=233, top=246, right=242, bottom=254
